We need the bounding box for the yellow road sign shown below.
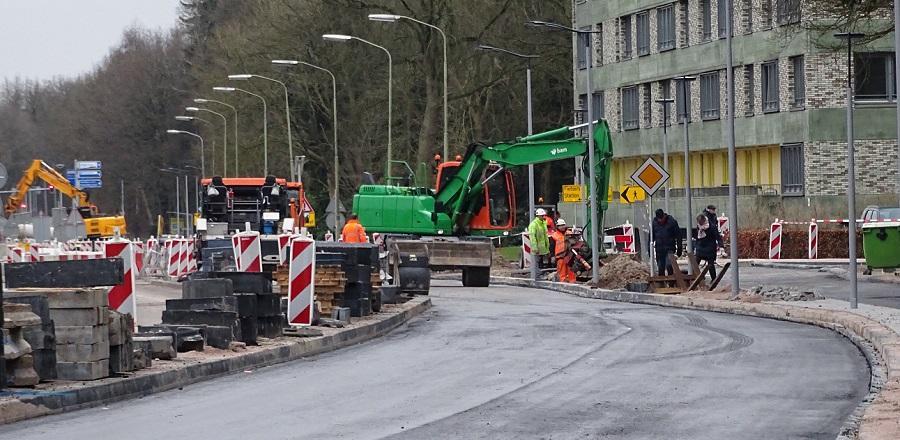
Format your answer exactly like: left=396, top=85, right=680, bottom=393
left=619, top=184, right=646, bottom=204
left=561, top=184, right=584, bottom=202
left=630, top=157, right=670, bottom=196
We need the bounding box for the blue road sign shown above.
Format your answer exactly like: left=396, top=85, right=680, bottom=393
left=75, top=160, right=102, bottom=170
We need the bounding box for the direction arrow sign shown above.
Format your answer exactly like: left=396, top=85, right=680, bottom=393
left=75, top=160, right=102, bottom=170
left=630, top=157, right=670, bottom=197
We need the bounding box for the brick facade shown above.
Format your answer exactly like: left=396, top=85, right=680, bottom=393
left=575, top=0, right=899, bottom=197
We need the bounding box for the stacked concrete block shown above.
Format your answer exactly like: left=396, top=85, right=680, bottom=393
left=46, top=289, right=109, bottom=380
left=5, top=295, right=57, bottom=380
left=2, top=303, right=42, bottom=387
left=108, top=310, right=136, bottom=375
left=133, top=335, right=176, bottom=360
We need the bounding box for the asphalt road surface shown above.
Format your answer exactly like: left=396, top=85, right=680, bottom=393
left=738, top=264, right=900, bottom=308
left=0, top=281, right=869, bottom=440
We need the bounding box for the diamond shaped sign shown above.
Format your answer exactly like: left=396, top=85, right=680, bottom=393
left=630, top=157, right=670, bottom=197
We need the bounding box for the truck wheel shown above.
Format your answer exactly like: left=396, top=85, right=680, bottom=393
left=462, top=267, right=490, bottom=287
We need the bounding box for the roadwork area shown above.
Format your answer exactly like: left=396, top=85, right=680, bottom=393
left=0, top=295, right=430, bottom=425
left=0, top=281, right=870, bottom=440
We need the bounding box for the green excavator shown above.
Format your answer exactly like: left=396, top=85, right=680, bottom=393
left=353, top=120, right=614, bottom=293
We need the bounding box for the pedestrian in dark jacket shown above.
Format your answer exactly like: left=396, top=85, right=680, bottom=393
left=695, top=214, right=718, bottom=281
left=702, top=205, right=724, bottom=249
left=652, top=209, right=682, bottom=276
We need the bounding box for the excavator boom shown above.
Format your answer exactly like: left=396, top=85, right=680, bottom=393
left=3, top=159, right=126, bottom=238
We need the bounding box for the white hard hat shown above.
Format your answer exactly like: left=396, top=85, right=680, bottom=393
left=535, top=208, right=547, bottom=216
left=556, top=218, right=567, bottom=227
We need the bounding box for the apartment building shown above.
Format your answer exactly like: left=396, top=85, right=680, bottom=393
left=572, top=0, right=899, bottom=210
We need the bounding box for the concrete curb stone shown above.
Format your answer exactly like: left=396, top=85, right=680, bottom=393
left=491, top=276, right=900, bottom=440
left=0, top=297, right=431, bottom=425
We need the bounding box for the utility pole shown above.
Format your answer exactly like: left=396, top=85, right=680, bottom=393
left=836, top=30, right=865, bottom=309
left=675, top=76, right=697, bottom=267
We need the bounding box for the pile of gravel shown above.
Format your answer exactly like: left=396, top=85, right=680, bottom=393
left=747, top=285, right=822, bottom=301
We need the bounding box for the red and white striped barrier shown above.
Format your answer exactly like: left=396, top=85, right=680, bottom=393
left=808, top=222, right=818, bottom=259
left=521, top=232, right=532, bottom=269
left=134, top=241, right=145, bottom=273
left=278, top=233, right=293, bottom=265
left=232, top=232, right=262, bottom=272
left=166, top=239, right=181, bottom=278
left=187, top=239, right=197, bottom=273
left=768, top=222, right=783, bottom=260
left=287, top=237, right=315, bottom=326
left=105, top=239, right=137, bottom=322
left=718, top=216, right=730, bottom=236
left=610, top=222, right=636, bottom=254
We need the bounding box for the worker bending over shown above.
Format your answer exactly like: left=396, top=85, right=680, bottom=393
left=341, top=213, right=368, bottom=243
left=552, top=219, right=575, bottom=283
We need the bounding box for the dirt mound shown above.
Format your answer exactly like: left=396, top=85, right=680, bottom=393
left=598, top=254, right=650, bottom=289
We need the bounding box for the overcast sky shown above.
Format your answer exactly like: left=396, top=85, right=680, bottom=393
left=0, top=0, right=180, bottom=81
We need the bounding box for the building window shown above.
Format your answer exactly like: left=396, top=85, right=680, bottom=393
left=622, top=86, right=640, bottom=130
left=781, top=143, right=805, bottom=196
left=658, top=5, right=676, bottom=51
left=621, top=16, right=633, bottom=60
left=790, top=56, right=805, bottom=108
left=577, top=94, right=587, bottom=124
left=762, top=60, right=779, bottom=113
left=592, top=91, right=605, bottom=120
left=636, top=12, right=650, bottom=56
left=700, top=0, right=712, bottom=41
left=700, top=72, right=721, bottom=120
left=679, top=0, right=690, bottom=47
left=576, top=26, right=590, bottom=70
left=855, top=52, right=897, bottom=101
left=660, top=79, right=673, bottom=125
left=744, top=65, right=755, bottom=116
left=676, top=79, right=692, bottom=122
left=776, top=0, right=801, bottom=25
left=762, top=0, right=773, bottom=28
left=718, top=0, right=730, bottom=38
left=742, top=0, right=753, bottom=34
left=642, top=83, right=652, bottom=127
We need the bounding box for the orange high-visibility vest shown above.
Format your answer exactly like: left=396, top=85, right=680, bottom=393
left=341, top=219, right=367, bottom=243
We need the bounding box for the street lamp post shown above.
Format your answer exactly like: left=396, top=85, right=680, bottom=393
left=228, top=74, right=294, bottom=181
left=476, top=44, right=540, bottom=281
left=323, top=34, right=393, bottom=179
left=214, top=86, right=268, bottom=175
left=655, top=98, right=674, bottom=212
left=166, top=130, right=206, bottom=177
left=195, top=98, right=239, bottom=177
left=272, top=59, right=342, bottom=233
left=186, top=107, right=228, bottom=177
left=174, top=116, right=213, bottom=175
left=369, top=14, right=449, bottom=160
left=835, top=31, right=866, bottom=309
left=527, top=20, right=602, bottom=284
left=675, top=75, right=697, bottom=266
left=725, top=0, right=740, bottom=298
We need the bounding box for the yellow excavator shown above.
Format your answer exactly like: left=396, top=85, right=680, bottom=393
left=2, top=160, right=126, bottom=238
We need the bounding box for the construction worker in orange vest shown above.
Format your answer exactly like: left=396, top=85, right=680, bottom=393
left=552, top=218, right=575, bottom=283
left=341, top=213, right=368, bottom=243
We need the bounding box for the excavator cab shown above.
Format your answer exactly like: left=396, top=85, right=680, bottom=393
left=435, top=160, right=515, bottom=233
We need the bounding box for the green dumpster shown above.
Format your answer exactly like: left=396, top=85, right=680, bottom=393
left=862, top=221, right=900, bottom=269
